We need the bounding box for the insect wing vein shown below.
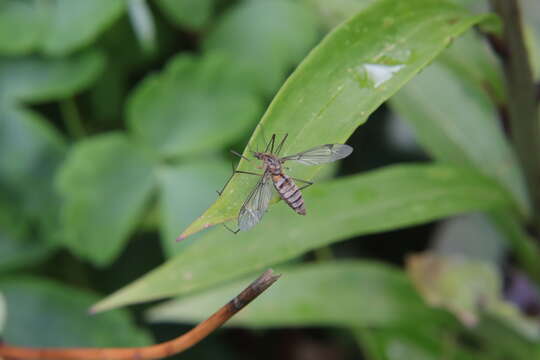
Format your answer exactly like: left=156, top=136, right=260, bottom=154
left=281, top=144, right=353, bottom=165
left=238, top=172, right=273, bottom=231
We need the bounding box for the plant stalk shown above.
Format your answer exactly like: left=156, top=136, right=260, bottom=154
left=60, top=98, right=86, bottom=139
left=489, top=0, right=540, bottom=233
left=0, top=270, right=280, bottom=360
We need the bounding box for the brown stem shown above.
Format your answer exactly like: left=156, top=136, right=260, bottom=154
left=0, top=269, right=280, bottom=360
left=488, top=0, right=540, bottom=231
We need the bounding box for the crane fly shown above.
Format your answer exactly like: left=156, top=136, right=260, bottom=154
left=221, top=133, right=353, bottom=233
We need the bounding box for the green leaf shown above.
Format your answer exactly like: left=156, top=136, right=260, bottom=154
left=203, top=0, right=318, bottom=95
left=41, top=0, right=125, bottom=56
left=393, top=33, right=540, bottom=279
left=0, top=0, right=124, bottom=56
left=0, top=0, right=44, bottom=55
left=181, top=0, right=488, bottom=239
left=390, top=59, right=529, bottom=215
left=127, top=52, right=261, bottom=159
left=438, top=31, right=505, bottom=103
left=146, top=261, right=447, bottom=328
left=0, top=50, right=105, bottom=104
left=0, top=276, right=151, bottom=347
left=156, top=0, right=215, bottom=30
left=0, top=105, right=66, bottom=244
left=93, top=163, right=513, bottom=312
left=57, top=133, right=155, bottom=266
left=0, top=105, right=65, bottom=198
left=157, top=159, right=230, bottom=257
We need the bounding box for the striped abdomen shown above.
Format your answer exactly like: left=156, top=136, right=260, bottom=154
left=272, top=174, right=306, bottom=215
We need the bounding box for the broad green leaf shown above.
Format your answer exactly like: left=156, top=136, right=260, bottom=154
left=127, top=52, right=261, bottom=159
left=57, top=133, right=155, bottom=266
left=0, top=105, right=65, bottom=244
left=438, top=31, right=505, bottom=103
left=93, top=164, right=513, bottom=312
left=407, top=253, right=540, bottom=340
left=156, top=0, right=215, bottom=30
left=203, top=0, right=318, bottom=96
left=146, top=261, right=447, bottom=328
left=157, top=159, right=230, bottom=257
left=0, top=50, right=105, bottom=104
left=0, top=0, right=124, bottom=56
left=390, top=61, right=529, bottom=215
left=0, top=105, right=65, bottom=199
left=396, top=36, right=539, bottom=276
left=42, top=0, right=125, bottom=56
left=0, top=276, right=150, bottom=347
left=0, top=0, right=44, bottom=55
left=181, top=0, right=488, bottom=240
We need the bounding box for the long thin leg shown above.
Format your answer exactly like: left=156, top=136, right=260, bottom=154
left=236, top=170, right=264, bottom=176
left=291, top=176, right=314, bottom=191
left=221, top=170, right=265, bottom=233
left=230, top=149, right=250, bottom=161
left=217, top=168, right=264, bottom=195
left=275, top=133, right=288, bottom=156
left=217, top=150, right=256, bottom=195
left=223, top=223, right=240, bottom=234
left=265, top=134, right=276, bottom=153
left=217, top=161, right=236, bottom=195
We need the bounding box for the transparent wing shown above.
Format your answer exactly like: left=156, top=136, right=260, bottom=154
left=281, top=144, right=353, bottom=165
left=238, top=172, right=274, bottom=231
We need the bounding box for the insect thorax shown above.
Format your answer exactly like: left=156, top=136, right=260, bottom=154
left=260, top=154, right=282, bottom=174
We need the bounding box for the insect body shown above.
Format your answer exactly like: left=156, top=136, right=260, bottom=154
left=224, top=133, right=353, bottom=232
left=257, top=152, right=306, bottom=215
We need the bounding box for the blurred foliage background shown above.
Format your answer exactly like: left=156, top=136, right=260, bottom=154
left=1, top=0, right=540, bottom=359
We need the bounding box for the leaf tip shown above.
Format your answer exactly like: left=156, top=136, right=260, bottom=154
left=176, top=234, right=187, bottom=242
left=89, top=299, right=115, bottom=314
left=177, top=222, right=216, bottom=242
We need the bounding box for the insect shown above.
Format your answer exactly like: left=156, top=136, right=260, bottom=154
left=221, top=133, right=353, bottom=232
